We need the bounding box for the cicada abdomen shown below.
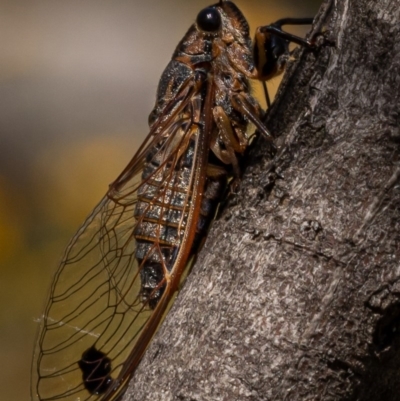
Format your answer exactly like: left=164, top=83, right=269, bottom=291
left=32, top=2, right=315, bottom=401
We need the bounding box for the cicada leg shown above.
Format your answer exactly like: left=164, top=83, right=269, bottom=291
left=230, top=93, right=275, bottom=146
left=212, top=105, right=249, bottom=178
left=254, top=17, right=315, bottom=108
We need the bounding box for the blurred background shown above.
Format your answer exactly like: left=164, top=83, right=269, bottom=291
left=0, top=0, right=320, bottom=399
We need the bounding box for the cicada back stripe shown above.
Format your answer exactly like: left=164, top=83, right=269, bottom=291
left=31, top=1, right=315, bottom=400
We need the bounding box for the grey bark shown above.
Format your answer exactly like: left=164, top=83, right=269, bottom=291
left=124, top=0, right=400, bottom=400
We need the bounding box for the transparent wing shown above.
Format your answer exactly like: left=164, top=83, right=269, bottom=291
left=31, top=75, right=208, bottom=401
left=33, top=192, right=145, bottom=401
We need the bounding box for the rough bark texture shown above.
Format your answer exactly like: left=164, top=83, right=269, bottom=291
left=124, top=0, right=400, bottom=399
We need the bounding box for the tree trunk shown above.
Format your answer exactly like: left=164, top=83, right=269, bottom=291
left=124, top=0, right=400, bottom=399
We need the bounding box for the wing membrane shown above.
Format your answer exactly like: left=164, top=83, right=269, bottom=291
left=32, top=75, right=209, bottom=401
left=34, top=192, right=146, bottom=400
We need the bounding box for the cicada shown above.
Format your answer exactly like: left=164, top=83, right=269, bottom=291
left=31, top=1, right=315, bottom=400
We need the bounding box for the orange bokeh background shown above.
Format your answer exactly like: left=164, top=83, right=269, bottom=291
left=0, top=1, right=320, bottom=399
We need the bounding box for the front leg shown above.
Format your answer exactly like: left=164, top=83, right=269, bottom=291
left=211, top=106, right=245, bottom=178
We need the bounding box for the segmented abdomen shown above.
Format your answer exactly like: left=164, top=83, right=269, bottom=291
left=133, top=136, right=227, bottom=309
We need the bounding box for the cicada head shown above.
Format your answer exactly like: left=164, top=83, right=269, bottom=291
left=170, top=1, right=255, bottom=78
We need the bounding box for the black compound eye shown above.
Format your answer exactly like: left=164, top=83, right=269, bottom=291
left=196, top=7, right=221, bottom=32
